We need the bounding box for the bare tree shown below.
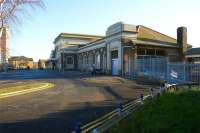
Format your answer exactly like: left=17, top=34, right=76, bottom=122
left=0, top=0, right=44, bottom=35
left=0, top=0, right=44, bottom=69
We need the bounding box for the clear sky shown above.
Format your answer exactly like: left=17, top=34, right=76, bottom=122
left=10, top=0, right=200, bottom=61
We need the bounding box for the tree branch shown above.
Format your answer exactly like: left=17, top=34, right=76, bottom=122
left=0, top=0, right=44, bottom=29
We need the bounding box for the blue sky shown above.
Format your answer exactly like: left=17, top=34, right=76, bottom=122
left=10, top=0, right=200, bottom=61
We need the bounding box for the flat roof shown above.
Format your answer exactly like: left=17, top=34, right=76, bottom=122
left=185, top=47, right=200, bottom=56
left=53, top=33, right=104, bottom=44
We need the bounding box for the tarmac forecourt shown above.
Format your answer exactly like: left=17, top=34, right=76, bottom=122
left=0, top=82, right=54, bottom=99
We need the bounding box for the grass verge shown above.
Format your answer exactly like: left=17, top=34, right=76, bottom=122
left=108, top=90, right=200, bottom=133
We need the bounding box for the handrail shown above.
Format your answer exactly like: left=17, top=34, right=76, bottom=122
left=71, top=95, right=150, bottom=133
left=71, top=82, right=199, bottom=133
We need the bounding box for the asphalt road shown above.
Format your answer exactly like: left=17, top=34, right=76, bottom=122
left=0, top=70, right=149, bottom=133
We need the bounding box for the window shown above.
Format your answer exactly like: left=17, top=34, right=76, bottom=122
left=111, top=50, right=118, bottom=59
left=97, top=54, right=100, bottom=64
left=146, top=49, right=155, bottom=55
left=96, top=54, right=101, bottom=69
left=67, top=57, right=73, bottom=64
left=137, top=49, right=146, bottom=55
left=156, top=50, right=165, bottom=56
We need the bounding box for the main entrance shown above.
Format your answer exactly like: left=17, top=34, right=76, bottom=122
left=112, top=59, right=119, bottom=75
left=111, top=50, right=119, bottom=75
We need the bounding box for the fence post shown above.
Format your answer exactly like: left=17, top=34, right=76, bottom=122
left=75, top=123, right=82, bottom=133
left=118, top=103, right=123, bottom=116
left=140, top=94, right=144, bottom=105
left=150, top=88, right=154, bottom=98
left=160, top=82, right=165, bottom=95
left=166, top=58, right=170, bottom=83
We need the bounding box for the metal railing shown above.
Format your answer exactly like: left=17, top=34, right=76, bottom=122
left=70, top=82, right=199, bottom=133
left=125, top=57, right=200, bottom=84
left=71, top=95, right=151, bottom=133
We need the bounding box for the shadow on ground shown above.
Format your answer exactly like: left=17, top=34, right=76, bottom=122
left=0, top=100, right=117, bottom=133
left=0, top=70, right=152, bottom=133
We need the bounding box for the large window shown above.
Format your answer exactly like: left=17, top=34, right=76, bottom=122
left=67, top=57, right=73, bottom=64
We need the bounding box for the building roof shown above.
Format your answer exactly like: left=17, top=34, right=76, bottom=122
left=185, top=47, right=200, bottom=56
left=9, top=56, right=33, bottom=61
left=53, top=33, right=104, bottom=44
left=53, top=22, right=190, bottom=56
left=137, top=25, right=177, bottom=45
left=79, top=24, right=180, bottom=51
left=132, top=40, right=179, bottom=48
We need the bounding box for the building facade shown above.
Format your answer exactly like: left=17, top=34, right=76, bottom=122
left=184, top=47, right=200, bottom=63
left=50, top=22, right=191, bottom=75
left=0, top=27, right=9, bottom=65
left=8, top=56, right=34, bottom=69
left=51, top=33, right=103, bottom=70
left=38, top=59, right=47, bottom=69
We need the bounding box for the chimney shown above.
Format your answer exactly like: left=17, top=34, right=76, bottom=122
left=177, top=27, right=187, bottom=52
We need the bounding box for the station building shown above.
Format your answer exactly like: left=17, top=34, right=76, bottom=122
left=8, top=56, right=34, bottom=69
left=50, top=22, right=191, bottom=75
left=184, top=47, right=200, bottom=63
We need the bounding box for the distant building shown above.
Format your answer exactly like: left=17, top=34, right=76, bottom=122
left=50, top=22, right=191, bottom=75
left=8, top=56, right=34, bottom=69
left=48, top=50, right=56, bottom=70
left=0, top=27, right=10, bottom=66
left=33, top=62, right=38, bottom=69
left=38, top=59, right=47, bottom=69
left=45, top=60, right=52, bottom=69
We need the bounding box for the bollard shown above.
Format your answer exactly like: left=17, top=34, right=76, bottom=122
left=75, top=123, right=82, bottom=133
left=140, top=94, right=144, bottom=105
